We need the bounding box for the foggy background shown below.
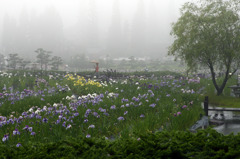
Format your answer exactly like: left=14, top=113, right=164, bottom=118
left=0, top=0, right=191, bottom=68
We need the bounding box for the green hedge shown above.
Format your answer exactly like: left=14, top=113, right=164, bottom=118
left=1, top=128, right=240, bottom=159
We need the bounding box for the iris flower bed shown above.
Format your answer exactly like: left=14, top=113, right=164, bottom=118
left=0, top=71, right=203, bottom=148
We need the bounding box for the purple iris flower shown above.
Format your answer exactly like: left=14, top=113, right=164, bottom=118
left=121, top=98, right=128, bottom=102
left=56, top=119, right=61, bottom=124
left=59, top=115, right=63, bottom=119
left=36, top=115, right=42, bottom=119
left=100, top=108, right=106, bottom=113
left=2, top=135, right=8, bottom=142
left=148, top=90, right=153, bottom=94
left=132, top=97, right=137, bottom=101
left=149, top=104, right=156, bottom=108
left=110, top=105, right=116, bottom=109
left=8, top=119, right=14, bottom=124
left=88, top=124, right=95, bottom=129
left=117, top=116, right=124, bottom=121
left=84, top=119, right=88, bottom=123
left=104, top=113, right=109, bottom=116
left=42, top=118, right=48, bottom=123
left=13, top=129, right=20, bottom=135
left=148, top=84, right=153, bottom=89
left=74, top=112, right=79, bottom=116
left=16, top=143, right=22, bottom=147
left=182, top=105, right=187, bottom=109
left=66, top=124, right=72, bottom=129
left=28, top=127, right=33, bottom=132
left=93, top=112, right=98, bottom=117
left=23, top=125, right=29, bottom=130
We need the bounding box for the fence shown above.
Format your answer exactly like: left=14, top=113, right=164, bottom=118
left=204, top=96, right=240, bottom=116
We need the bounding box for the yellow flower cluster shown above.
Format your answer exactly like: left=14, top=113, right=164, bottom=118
left=65, top=74, right=102, bottom=87
left=84, top=80, right=102, bottom=87
left=65, top=74, right=75, bottom=81
left=74, top=76, right=86, bottom=86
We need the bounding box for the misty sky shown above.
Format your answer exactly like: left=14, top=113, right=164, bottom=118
left=0, top=0, right=192, bottom=60
left=0, top=0, right=189, bottom=26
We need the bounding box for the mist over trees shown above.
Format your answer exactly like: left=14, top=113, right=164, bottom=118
left=1, top=6, right=64, bottom=60
left=0, top=0, right=180, bottom=63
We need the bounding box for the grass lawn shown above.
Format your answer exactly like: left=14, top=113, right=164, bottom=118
left=199, top=75, right=240, bottom=108
left=205, top=94, right=240, bottom=108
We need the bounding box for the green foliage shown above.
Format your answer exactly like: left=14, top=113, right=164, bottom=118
left=1, top=129, right=240, bottom=158
left=200, top=76, right=240, bottom=108
left=169, top=0, right=240, bottom=95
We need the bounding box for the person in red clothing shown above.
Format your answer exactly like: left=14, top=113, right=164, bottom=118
left=95, top=62, right=99, bottom=73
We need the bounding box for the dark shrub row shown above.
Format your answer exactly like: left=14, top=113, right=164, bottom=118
left=1, top=128, right=240, bottom=159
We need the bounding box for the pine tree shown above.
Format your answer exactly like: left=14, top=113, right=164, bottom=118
left=107, top=0, right=123, bottom=57
left=131, top=0, right=146, bottom=57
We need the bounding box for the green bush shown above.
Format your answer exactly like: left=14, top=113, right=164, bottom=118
left=1, top=129, right=240, bottom=159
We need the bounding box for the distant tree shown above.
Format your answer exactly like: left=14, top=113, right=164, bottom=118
left=128, top=56, right=136, bottom=69
left=131, top=0, right=147, bottom=56
left=44, top=7, right=64, bottom=52
left=128, top=56, right=135, bottom=61
left=7, top=53, right=21, bottom=70
left=35, top=48, right=46, bottom=71
left=76, top=0, right=99, bottom=49
left=146, top=0, right=164, bottom=57
left=2, top=15, right=17, bottom=53
left=105, top=54, right=114, bottom=69
left=43, top=51, right=52, bottom=71
left=107, top=0, right=123, bottom=56
left=168, top=0, right=240, bottom=95
left=17, top=8, right=32, bottom=56
left=35, top=48, right=52, bottom=71
left=0, top=54, right=5, bottom=70
left=68, top=54, right=90, bottom=71
left=19, top=59, right=31, bottom=70
left=78, top=53, right=87, bottom=69
left=51, top=56, right=63, bottom=70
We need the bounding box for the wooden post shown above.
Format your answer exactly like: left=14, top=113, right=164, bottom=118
left=204, top=96, right=208, bottom=116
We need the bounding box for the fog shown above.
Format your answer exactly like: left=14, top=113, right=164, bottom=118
left=0, top=0, right=191, bottom=63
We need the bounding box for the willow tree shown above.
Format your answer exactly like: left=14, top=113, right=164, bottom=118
left=169, top=0, right=240, bottom=96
